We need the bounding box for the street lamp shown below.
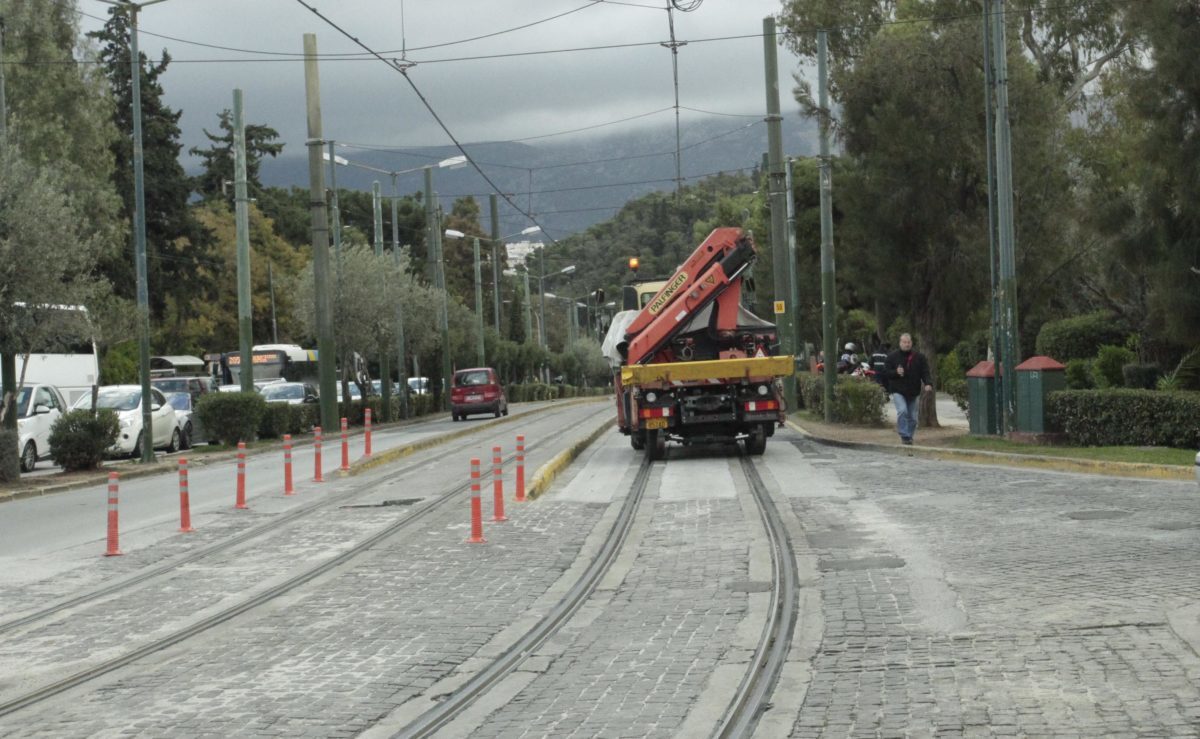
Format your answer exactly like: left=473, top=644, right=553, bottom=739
left=322, top=151, right=467, bottom=412
left=490, top=225, right=541, bottom=335
left=443, top=228, right=486, bottom=368
left=97, top=0, right=173, bottom=463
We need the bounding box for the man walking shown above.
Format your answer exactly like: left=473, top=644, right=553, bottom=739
left=883, top=333, right=933, bottom=445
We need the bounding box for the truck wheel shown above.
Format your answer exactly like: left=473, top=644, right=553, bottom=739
left=645, top=430, right=666, bottom=461
left=20, top=442, right=36, bottom=473
left=745, top=426, right=767, bottom=456
left=630, top=432, right=645, bottom=451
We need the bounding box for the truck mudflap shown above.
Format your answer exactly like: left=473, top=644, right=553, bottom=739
left=620, top=355, right=794, bottom=386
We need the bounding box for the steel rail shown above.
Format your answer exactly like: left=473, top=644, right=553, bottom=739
left=713, top=452, right=800, bottom=737
left=0, top=402, right=599, bottom=638
left=0, top=406, right=613, bottom=718
left=397, top=453, right=655, bottom=738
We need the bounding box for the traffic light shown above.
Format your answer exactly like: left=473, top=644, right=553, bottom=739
left=629, top=257, right=639, bottom=274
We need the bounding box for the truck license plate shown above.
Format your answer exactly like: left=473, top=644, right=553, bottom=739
left=645, top=418, right=668, bottom=430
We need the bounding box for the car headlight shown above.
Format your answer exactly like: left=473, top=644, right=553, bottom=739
left=120, top=416, right=135, bottom=429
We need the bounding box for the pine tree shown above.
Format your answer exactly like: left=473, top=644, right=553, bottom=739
left=190, top=109, right=283, bottom=201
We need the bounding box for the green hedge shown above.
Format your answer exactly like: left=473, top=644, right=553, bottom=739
left=196, top=391, right=267, bottom=446
left=0, top=429, right=19, bottom=482
left=1091, top=344, right=1136, bottom=388
left=1122, top=363, right=1161, bottom=390
left=799, top=373, right=888, bottom=426
left=257, top=403, right=319, bottom=439
left=1064, top=359, right=1094, bottom=389
left=1046, top=389, right=1200, bottom=448
left=48, top=409, right=120, bottom=471
left=1035, top=312, right=1127, bottom=362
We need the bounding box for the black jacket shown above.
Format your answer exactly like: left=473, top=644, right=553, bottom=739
left=884, top=349, right=932, bottom=398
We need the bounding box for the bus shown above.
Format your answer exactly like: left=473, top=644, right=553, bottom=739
left=212, top=344, right=320, bottom=387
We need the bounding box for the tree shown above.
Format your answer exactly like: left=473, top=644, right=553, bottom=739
left=89, top=6, right=214, bottom=320
left=190, top=109, right=283, bottom=201
left=0, top=143, right=110, bottom=421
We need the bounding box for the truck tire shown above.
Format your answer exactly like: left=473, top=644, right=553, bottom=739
left=645, top=430, right=666, bottom=461
left=630, top=432, right=645, bottom=451
left=745, top=425, right=767, bottom=456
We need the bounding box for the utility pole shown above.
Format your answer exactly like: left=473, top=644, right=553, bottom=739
left=233, top=89, right=254, bottom=393
left=0, top=14, right=16, bottom=431
left=390, top=176, right=409, bottom=420
left=763, top=16, right=797, bottom=412
left=538, top=248, right=547, bottom=348
left=433, top=202, right=451, bottom=410
left=785, top=158, right=802, bottom=364
left=268, top=260, right=278, bottom=343
left=991, top=0, right=1020, bottom=432
left=303, top=33, right=338, bottom=432
left=817, top=30, right=837, bottom=423
left=423, top=168, right=437, bottom=285
left=522, top=269, right=533, bottom=345
left=327, top=141, right=343, bottom=299
left=373, top=181, right=392, bottom=421
left=129, top=4, right=154, bottom=461
left=490, top=194, right=501, bottom=333
left=663, top=1, right=686, bottom=197
left=983, top=1, right=1003, bottom=434
left=473, top=237, right=485, bottom=366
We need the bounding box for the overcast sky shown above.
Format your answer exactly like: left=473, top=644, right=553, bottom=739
left=76, top=0, right=808, bottom=165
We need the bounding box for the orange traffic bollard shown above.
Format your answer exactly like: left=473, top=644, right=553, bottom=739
left=235, top=441, right=248, bottom=509
left=313, top=426, right=324, bottom=482
left=515, top=435, right=526, bottom=502
left=492, top=446, right=507, bottom=522
left=467, top=458, right=485, bottom=544
left=104, top=472, right=122, bottom=556
left=364, top=408, right=373, bottom=458
left=340, top=417, right=350, bottom=472
left=283, top=434, right=295, bottom=496
left=178, top=458, right=194, bottom=532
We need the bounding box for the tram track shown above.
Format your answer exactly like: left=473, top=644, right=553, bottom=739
left=0, top=401, right=601, bottom=639
left=396, top=444, right=799, bottom=738
left=0, top=404, right=614, bottom=719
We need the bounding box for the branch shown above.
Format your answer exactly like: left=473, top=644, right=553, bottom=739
left=1063, top=34, right=1131, bottom=106
left=1021, top=8, right=1048, bottom=74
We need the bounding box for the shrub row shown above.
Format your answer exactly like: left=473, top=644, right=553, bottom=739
left=798, top=373, right=888, bottom=426
left=48, top=409, right=119, bottom=472
left=1046, top=389, right=1200, bottom=448
left=1035, top=312, right=1128, bottom=362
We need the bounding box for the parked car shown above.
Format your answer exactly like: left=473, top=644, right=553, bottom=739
left=151, top=375, right=215, bottom=403
left=15, top=383, right=67, bottom=472
left=261, top=382, right=318, bottom=405
left=334, top=383, right=364, bottom=402
left=371, top=379, right=403, bottom=396
left=164, top=391, right=203, bottom=447
left=450, top=368, right=508, bottom=421
left=72, top=385, right=181, bottom=457
left=407, top=377, right=430, bottom=395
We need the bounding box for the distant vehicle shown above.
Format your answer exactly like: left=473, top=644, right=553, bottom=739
left=149, top=355, right=206, bottom=378
left=15, top=384, right=67, bottom=472
left=450, top=368, right=508, bottom=421
left=72, top=385, right=181, bottom=458
left=261, top=382, right=318, bottom=405
left=253, top=378, right=286, bottom=391
left=151, top=375, right=215, bottom=402
left=334, top=383, right=364, bottom=402
left=371, top=379, right=402, bottom=396
left=214, top=344, right=319, bottom=387
left=164, top=392, right=201, bottom=448
left=407, top=377, right=430, bottom=395
left=217, top=383, right=246, bottom=393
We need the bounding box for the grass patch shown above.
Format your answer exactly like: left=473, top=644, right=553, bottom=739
left=946, top=436, right=1196, bottom=466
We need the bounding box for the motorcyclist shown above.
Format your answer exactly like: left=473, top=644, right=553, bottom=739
left=838, top=342, right=858, bottom=373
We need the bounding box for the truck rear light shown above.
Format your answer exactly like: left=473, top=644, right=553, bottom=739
left=638, top=407, right=672, bottom=419
left=743, top=400, right=778, bottom=412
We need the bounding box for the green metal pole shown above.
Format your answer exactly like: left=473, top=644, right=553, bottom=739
left=522, top=269, right=533, bottom=345
left=373, top=181, right=391, bottom=421
left=785, top=158, right=802, bottom=365
left=390, top=176, right=408, bottom=420
left=303, top=33, right=337, bottom=432
left=817, top=30, right=837, bottom=423
left=434, top=202, right=451, bottom=409
left=538, top=249, right=547, bottom=348
left=991, top=0, right=1020, bottom=432
left=130, top=5, right=154, bottom=461
left=983, top=0, right=1003, bottom=435
left=327, top=141, right=343, bottom=301
left=233, top=89, right=254, bottom=394
left=490, top=194, right=502, bottom=333
left=0, top=19, right=15, bottom=430
left=763, top=16, right=797, bottom=412
left=423, top=168, right=436, bottom=284
left=473, top=237, right=485, bottom=366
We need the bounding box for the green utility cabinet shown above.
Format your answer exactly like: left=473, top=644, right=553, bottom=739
left=1015, top=356, right=1066, bottom=433
left=965, top=361, right=999, bottom=435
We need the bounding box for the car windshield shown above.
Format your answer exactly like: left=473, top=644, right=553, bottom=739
left=15, top=387, right=32, bottom=418
left=408, top=378, right=427, bottom=391
left=153, top=379, right=189, bottom=393
left=455, top=371, right=490, bottom=387
left=263, top=384, right=304, bottom=400
left=165, top=392, right=191, bottom=411
left=93, top=388, right=141, bottom=411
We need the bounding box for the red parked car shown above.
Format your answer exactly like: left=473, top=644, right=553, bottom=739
left=450, top=367, right=508, bottom=421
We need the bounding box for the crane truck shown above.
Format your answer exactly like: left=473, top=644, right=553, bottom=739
left=601, top=227, right=794, bottom=459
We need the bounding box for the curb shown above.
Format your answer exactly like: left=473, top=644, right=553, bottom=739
left=527, top=417, right=616, bottom=500
left=0, top=397, right=610, bottom=503
left=786, top=420, right=1195, bottom=482
left=347, top=396, right=609, bottom=476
